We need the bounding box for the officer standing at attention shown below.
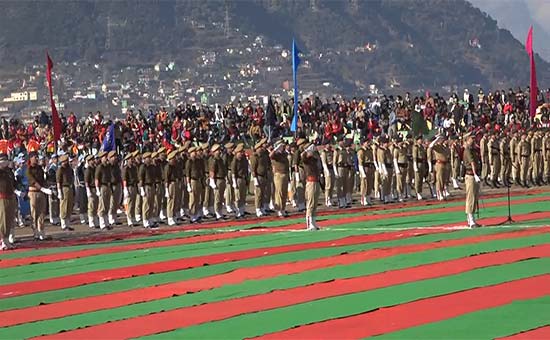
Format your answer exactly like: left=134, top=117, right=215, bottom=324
left=208, top=144, right=227, bottom=220
left=463, top=132, right=482, bottom=228
left=0, top=153, right=16, bottom=250
left=95, top=152, right=112, bottom=230
left=56, top=154, right=75, bottom=231
left=122, top=152, right=139, bottom=226
left=164, top=151, right=179, bottom=226
left=138, top=152, right=156, bottom=228
left=27, top=151, right=52, bottom=240
left=186, top=147, right=204, bottom=223
left=84, top=155, right=98, bottom=228
left=109, top=151, right=123, bottom=225
left=302, top=142, right=321, bottom=230
left=231, top=144, right=249, bottom=218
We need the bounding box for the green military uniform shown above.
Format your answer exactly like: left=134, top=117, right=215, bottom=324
left=56, top=154, right=75, bottom=230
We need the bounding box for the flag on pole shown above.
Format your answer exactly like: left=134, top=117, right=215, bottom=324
left=290, top=39, right=301, bottom=132
left=101, top=123, right=116, bottom=152
left=46, top=52, right=62, bottom=141
left=525, top=26, right=538, bottom=119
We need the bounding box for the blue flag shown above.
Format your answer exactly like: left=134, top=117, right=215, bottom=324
left=102, top=123, right=116, bottom=152
left=290, top=39, right=301, bottom=132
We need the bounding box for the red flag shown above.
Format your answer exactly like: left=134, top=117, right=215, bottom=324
left=46, top=52, right=62, bottom=141
left=525, top=27, right=538, bottom=118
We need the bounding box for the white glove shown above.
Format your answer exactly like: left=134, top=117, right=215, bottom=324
left=57, top=191, right=63, bottom=201
left=474, top=175, right=481, bottom=183
left=123, top=187, right=129, bottom=199
left=232, top=178, right=237, bottom=189
left=413, top=163, right=419, bottom=173
left=253, top=177, right=259, bottom=187
left=139, top=187, right=145, bottom=197
left=96, top=188, right=101, bottom=197
left=395, top=167, right=401, bottom=175
left=209, top=178, right=217, bottom=189
left=86, top=187, right=92, bottom=198
left=374, top=162, right=380, bottom=172
left=165, top=188, right=169, bottom=198
left=428, top=163, right=433, bottom=173
left=323, top=165, right=330, bottom=176
left=187, top=184, right=192, bottom=193
left=359, top=167, right=366, bottom=179
left=383, top=168, right=388, bottom=177
left=41, top=188, right=53, bottom=195
left=14, top=190, right=22, bottom=197
left=294, top=172, right=300, bottom=183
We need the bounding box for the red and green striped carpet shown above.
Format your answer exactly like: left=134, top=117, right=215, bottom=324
left=1, top=191, right=550, bottom=339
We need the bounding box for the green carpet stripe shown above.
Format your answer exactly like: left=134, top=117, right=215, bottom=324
left=0, top=226, right=523, bottom=312
left=374, top=296, right=550, bottom=339
left=141, top=258, right=550, bottom=340
left=0, top=192, right=543, bottom=261
left=3, top=233, right=550, bottom=338
left=3, top=198, right=547, bottom=285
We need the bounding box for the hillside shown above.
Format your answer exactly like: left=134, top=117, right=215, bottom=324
left=0, top=0, right=548, bottom=93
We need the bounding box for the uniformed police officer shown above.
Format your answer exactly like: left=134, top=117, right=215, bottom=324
left=186, top=147, right=204, bottom=223
left=231, top=144, right=249, bottom=218
left=95, top=152, right=112, bottom=230
left=302, top=142, right=321, bottom=230
left=165, top=150, right=179, bottom=225
left=0, top=153, right=16, bottom=250
left=270, top=140, right=290, bottom=217
left=320, top=143, right=335, bottom=207
left=56, top=154, right=75, bottom=231
left=224, top=143, right=236, bottom=214
left=463, top=132, right=481, bottom=228
left=250, top=138, right=270, bottom=217
left=138, top=152, right=157, bottom=228
left=209, top=144, right=227, bottom=220
left=122, top=152, right=139, bottom=226
left=412, top=135, right=426, bottom=200
left=27, top=151, right=52, bottom=240
left=84, top=155, right=98, bottom=228
left=109, top=151, right=123, bottom=225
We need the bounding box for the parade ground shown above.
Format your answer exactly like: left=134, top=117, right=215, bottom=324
left=1, top=188, right=550, bottom=339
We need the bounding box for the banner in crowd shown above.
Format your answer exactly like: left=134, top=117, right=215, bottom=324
left=525, top=26, right=538, bottom=119
left=46, top=53, right=63, bottom=141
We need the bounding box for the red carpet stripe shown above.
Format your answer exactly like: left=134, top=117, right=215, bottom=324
left=499, top=325, right=550, bottom=339
left=33, top=244, right=550, bottom=339
left=258, top=275, right=550, bottom=339
left=3, top=195, right=548, bottom=269
left=4, top=227, right=549, bottom=326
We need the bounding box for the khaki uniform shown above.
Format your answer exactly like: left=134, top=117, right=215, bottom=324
left=110, top=162, right=122, bottom=224
left=393, top=145, right=408, bottom=200
left=27, top=164, right=47, bottom=236
left=209, top=155, right=227, bottom=218
left=320, top=148, right=334, bottom=206
left=510, top=135, right=519, bottom=182
left=544, top=134, right=550, bottom=183
left=122, top=163, right=138, bottom=225
left=376, top=146, right=393, bottom=202
left=333, top=147, right=348, bottom=208
left=517, top=138, right=531, bottom=186
left=412, top=142, right=427, bottom=197
left=271, top=151, right=290, bottom=214
left=0, top=167, right=16, bottom=242
left=303, top=150, right=321, bottom=229
left=164, top=161, right=178, bottom=221
left=500, top=137, right=511, bottom=185
left=489, top=137, right=501, bottom=184
left=56, top=164, right=75, bottom=227
left=85, top=165, right=98, bottom=227
left=531, top=134, right=543, bottom=184
left=224, top=152, right=236, bottom=213
left=463, top=145, right=480, bottom=219
left=291, top=149, right=305, bottom=210
left=450, top=142, right=461, bottom=183
left=357, top=145, right=375, bottom=205
left=95, top=162, right=112, bottom=228
left=344, top=148, right=355, bottom=206
left=174, top=155, right=185, bottom=218
left=480, top=135, right=489, bottom=181
left=201, top=154, right=213, bottom=216
left=138, top=162, right=156, bottom=226
left=153, top=160, right=164, bottom=220
left=431, top=143, right=450, bottom=198
left=231, top=154, right=249, bottom=216
left=186, top=157, right=205, bottom=221
left=250, top=149, right=271, bottom=213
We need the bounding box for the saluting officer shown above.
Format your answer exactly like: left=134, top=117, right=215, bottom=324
left=56, top=154, right=75, bottom=231
left=302, top=142, right=321, bottom=230
left=231, top=144, right=249, bottom=218
left=95, top=152, right=112, bottom=230
left=270, top=140, right=290, bottom=218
